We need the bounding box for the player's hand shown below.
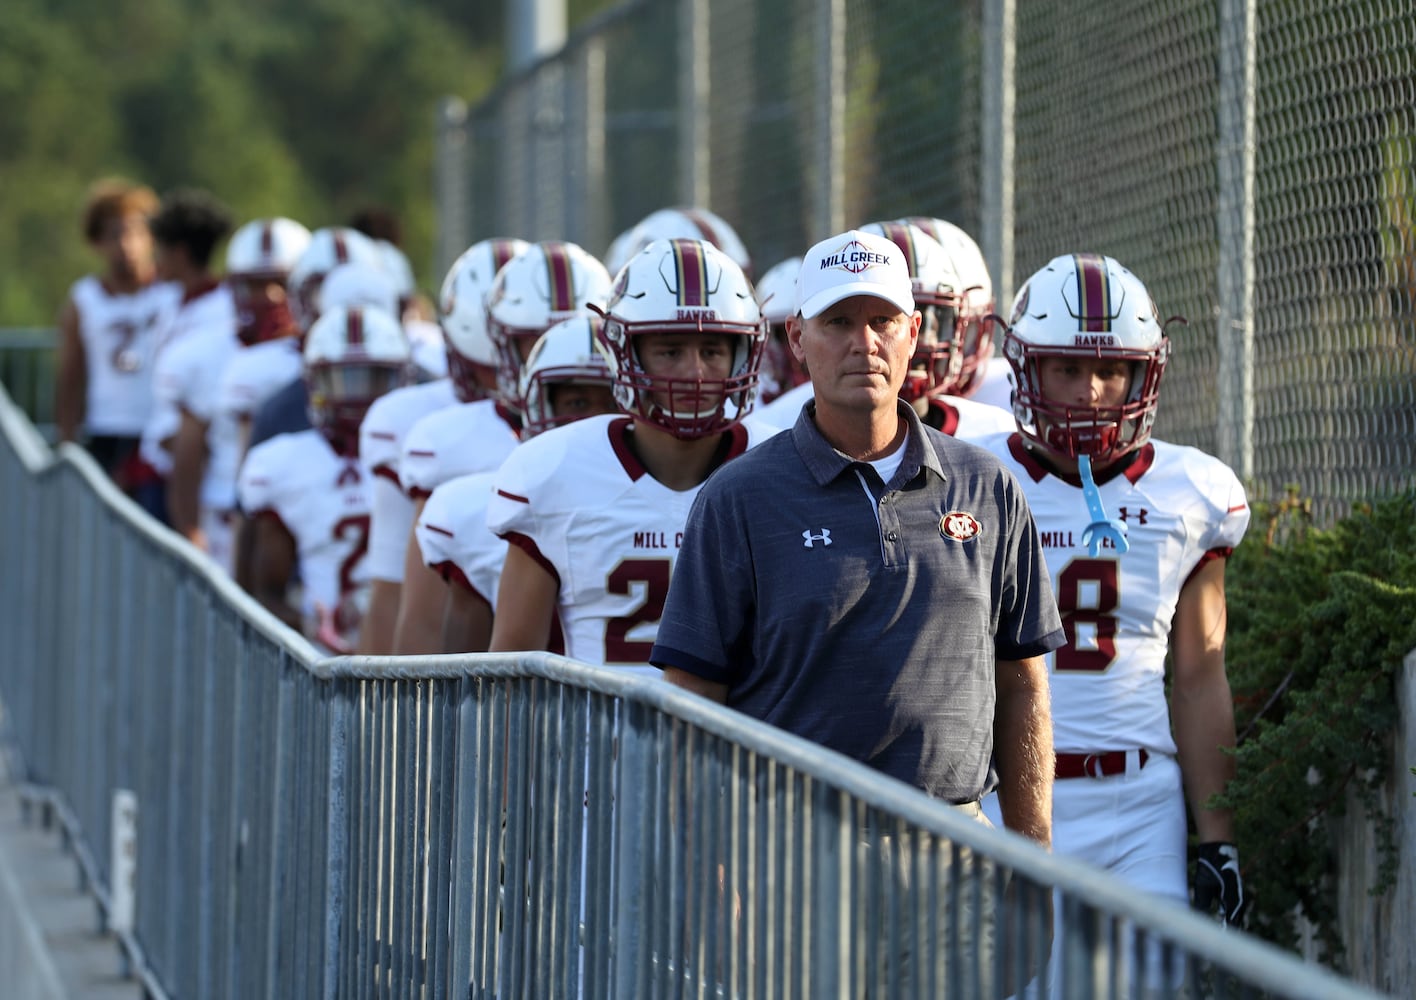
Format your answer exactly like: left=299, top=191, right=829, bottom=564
left=314, top=601, right=354, bottom=655
left=1193, top=841, right=1248, bottom=926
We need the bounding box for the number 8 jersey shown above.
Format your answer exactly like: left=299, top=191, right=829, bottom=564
left=983, top=431, right=1250, bottom=756
left=486, top=413, right=773, bottom=675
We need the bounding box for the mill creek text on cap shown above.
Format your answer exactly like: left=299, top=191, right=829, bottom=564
left=819, top=250, right=892, bottom=268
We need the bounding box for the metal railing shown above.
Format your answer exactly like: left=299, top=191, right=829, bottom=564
left=0, top=381, right=1384, bottom=997
left=0, top=327, right=56, bottom=441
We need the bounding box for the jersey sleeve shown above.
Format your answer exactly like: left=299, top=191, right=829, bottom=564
left=649, top=476, right=758, bottom=685
left=365, top=473, right=416, bottom=583
left=1202, top=459, right=1251, bottom=554
left=993, top=470, right=1067, bottom=661
left=359, top=394, right=407, bottom=484
left=484, top=437, right=568, bottom=588
left=398, top=414, right=443, bottom=499
left=418, top=474, right=500, bottom=602
left=237, top=438, right=285, bottom=521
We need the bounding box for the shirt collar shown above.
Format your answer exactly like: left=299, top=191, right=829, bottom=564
left=791, top=398, right=946, bottom=488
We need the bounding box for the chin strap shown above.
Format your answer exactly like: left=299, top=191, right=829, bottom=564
left=1078, top=454, right=1129, bottom=556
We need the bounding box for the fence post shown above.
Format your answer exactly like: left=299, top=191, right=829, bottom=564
left=321, top=682, right=351, bottom=1000
left=1216, top=0, right=1257, bottom=482
left=434, top=96, right=470, bottom=282
left=812, top=0, right=845, bottom=241
left=678, top=0, right=710, bottom=208
left=980, top=0, right=1016, bottom=309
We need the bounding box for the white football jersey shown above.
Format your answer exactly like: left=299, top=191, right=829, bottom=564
left=140, top=285, right=238, bottom=475
left=359, top=378, right=459, bottom=581
left=208, top=338, right=303, bottom=512
left=970, top=354, right=1016, bottom=413
left=923, top=394, right=1017, bottom=442
left=238, top=428, right=374, bottom=643
left=486, top=414, right=772, bottom=674
left=984, top=432, right=1250, bottom=755
left=399, top=398, right=521, bottom=500
left=69, top=275, right=181, bottom=436
left=755, top=379, right=814, bottom=431
left=416, top=471, right=503, bottom=607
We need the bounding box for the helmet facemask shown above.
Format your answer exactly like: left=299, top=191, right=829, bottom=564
left=1004, top=253, right=1172, bottom=465
left=597, top=238, right=765, bottom=440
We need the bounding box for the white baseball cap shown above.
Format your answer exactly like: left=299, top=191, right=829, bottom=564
left=795, top=229, right=916, bottom=319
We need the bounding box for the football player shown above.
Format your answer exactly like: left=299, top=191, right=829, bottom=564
left=486, top=238, right=777, bottom=674
left=752, top=256, right=805, bottom=405
left=54, top=179, right=180, bottom=512
left=354, top=237, right=528, bottom=654
left=416, top=315, right=619, bottom=653
left=390, top=240, right=611, bottom=654
left=138, top=189, right=236, bottom=532
left=238, top=305, right=411, bottom=652
left=980, top=253, right=1250, bottom=987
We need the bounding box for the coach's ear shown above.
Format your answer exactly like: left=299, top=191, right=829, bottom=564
left=785, top=313, right=807, bottom=364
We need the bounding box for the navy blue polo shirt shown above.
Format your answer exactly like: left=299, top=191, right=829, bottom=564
left=651, top=399, right=1063, bottom=802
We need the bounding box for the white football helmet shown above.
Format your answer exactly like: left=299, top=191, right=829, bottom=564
left=485, top=240, right=612, bottom=405
left=1004, top=252, right=1171, bottom=463
left=518, top=316, right=614, bottom=437
left=861, top=221, right=966, bottom=402
left=303, top=305, right=413, bottom=456
left=376, top=240, right=416, bottom=303
left=753, top=256, right=805, bottom=403
left=287, top=226, right=385, bottom=332
left=596, top=238, right=765, bottom=439
left=603, top=224, right=643, bottom=276
left=904, top=217, right=996, bottom=396
left=226, top=218, right=312, bottom=345
left=319, top=260, right=400, bottom=318
left=438, top=237, right=530, bottom=402
left=621, top=207, right=754, bottom=280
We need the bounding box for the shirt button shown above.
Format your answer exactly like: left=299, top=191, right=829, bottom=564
left=886, top=531, right=899, bottom=542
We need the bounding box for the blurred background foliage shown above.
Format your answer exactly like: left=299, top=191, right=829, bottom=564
left=0, top=0, right=614, bottom=325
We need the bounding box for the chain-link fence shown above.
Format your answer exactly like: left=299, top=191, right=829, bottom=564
left=434, top=0, right=1416, bottom=524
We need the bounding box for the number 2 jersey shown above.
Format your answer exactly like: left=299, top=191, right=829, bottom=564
left=238, top=428, right=372, bottom=637
left=981, top=432, right=1250, bottom=756
left=486, top=414, right=776, bottom=674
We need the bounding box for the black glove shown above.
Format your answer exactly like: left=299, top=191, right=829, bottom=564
left=1193, top=841, right=1249, bottom=926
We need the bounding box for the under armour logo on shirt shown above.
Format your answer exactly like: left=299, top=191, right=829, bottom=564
left=802, top=528, right=832, bottom=548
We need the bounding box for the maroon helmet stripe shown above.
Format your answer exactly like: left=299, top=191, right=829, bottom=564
left=1074, top=253, right=1112, bottom=332
left=347, top=308, right=365, bottom=346
left=672, top=239, right=708, bottom=307
left=545, top=244, right=576, bottom=312
left=260, top=222, right=275, bottom=256
left=877, top=222, right=916, bottom=274
left=492, top=239, right=519, bottom=272
left=682, top=208, right=723, bottom=250
left=333, top=231, right=350, bottom=264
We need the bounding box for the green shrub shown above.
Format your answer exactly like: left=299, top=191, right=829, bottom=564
left=1219, top=488, right=1416, bottom=966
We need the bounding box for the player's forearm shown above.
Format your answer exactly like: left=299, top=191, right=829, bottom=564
left=166, top=462, right=204, bottom=540
left=1172, top=674, right=1238, bottom=842
left=993, top=657, right=1053, bottom=847
left=55, top=361, right=85, bottom=443
left=357, top=579, right=402, bottom=655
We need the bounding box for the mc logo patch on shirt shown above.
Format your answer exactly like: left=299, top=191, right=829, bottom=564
left=939, top=510, right=982, bottom=542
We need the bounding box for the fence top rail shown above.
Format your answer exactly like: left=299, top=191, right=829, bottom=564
left=0, top=373, right=51, bottom=470
left=0, top=327, right=55, bottom=347
left=317, top=649, right=1382, bottom=1000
